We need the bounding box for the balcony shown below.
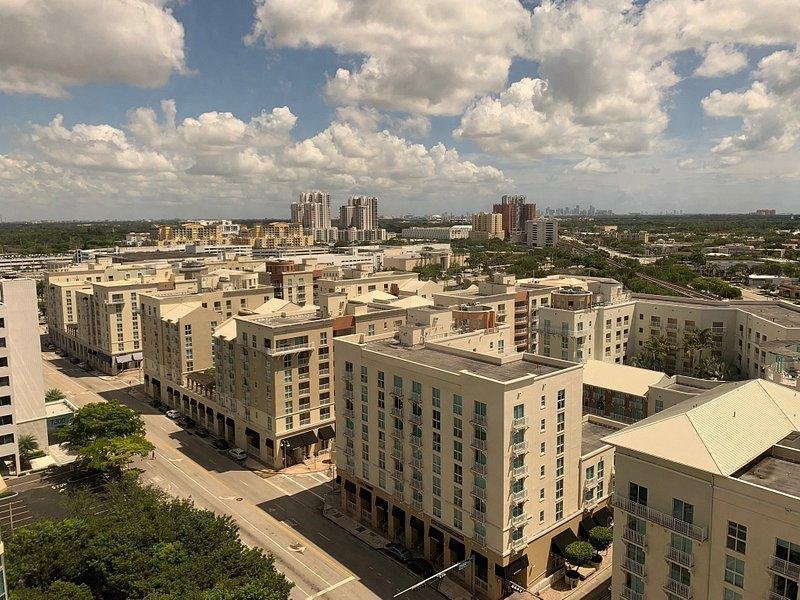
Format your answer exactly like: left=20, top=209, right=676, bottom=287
left=471, top=413, right=487, bottom=426
left=511, top=441, right=528, bottom=455
left=409, top=413, right=422, bottom=426
left=510, top=512, right=528, bottom=526
left=390, top=406, right=404, bottom=418
left=410, top=479, right=423, bottom=491
left=392, top=386, right=404, bottom=398
left=612, top=494, right=707, bottom=542
left=343, top=446, right=354, bottom=456
left=471, top=438, right=487, bottom=451
left=343, top=389, right=354, bottom=401
left=343, top=371, right=354, bottom=382
left=620, top=587, right=645, bottom=600
left=511, top=465, right=527, bottom=479
left=471, top=486, right=487, bottom=500
left=666, top=545, right=695, bottom=569
left=412, top=458, right=423, bottom=469
left=509, top=537, right=527, bottom=551
left=409, top=392, right=421, bottom=403
left=391, top=448, right=404, bottom=460
left=392, top=469, right=404, bottom=482
left=622, top=557, right=646, bottom=577
left=511, top=416, right=528, bottom=429
left=663, top=578, right=692, bottom=599
left=412, top=499, right=423, bottom=510
left=622, top=527, right=647, bottom=548
left=471, top=508, right=486, bottom=523
left=509, top=489, right=525, bottom=502
left=343, top=428, right=354, bottom=438
left=472, top=462, right=487, bottom=475
left=266, top=341, right=314, bottom=356
left=343, top=407, right=354, bottom=419
left=410, top=435, right=422, bottom=448
left=392, top=427, right=404, bottom=439
left=768, top=556, right=800, bottom=581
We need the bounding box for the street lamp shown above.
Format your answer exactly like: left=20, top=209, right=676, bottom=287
left=281, top=440, right=288, bottom=470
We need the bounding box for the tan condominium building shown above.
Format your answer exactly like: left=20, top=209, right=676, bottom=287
left=334, top=328, right=615, bottom=599
left=0, top=279, right=48, bottom=474
left=470, top=212, right=504, bottom=241
left=382, top=248, right=468, bottom=272
left=604, top=379, right=800, bottom=600
left=156, top=220, right=240, bottom=247
left=316, top=267, right=423, bottom=317
left=250, top=222, right=314, bottom=249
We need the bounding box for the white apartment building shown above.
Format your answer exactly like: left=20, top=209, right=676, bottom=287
left=605, top=379, right=800, bottom=600
left=0, top=279, right=47, bottom=473
left=401, top=226, right=473, bottom=240
left=525, top=218, right=559, bottom=248
left=334, top=328, right=613, bottom=598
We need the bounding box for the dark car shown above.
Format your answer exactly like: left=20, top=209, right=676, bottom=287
left=212, top=438, right=230, bottom=451
left=195, top=427, right=210, bottom=438
left=70, top=357, right=81, bottom=365
left=148, top=399, right=162, bottom=408
left=176, top=416, right=190, bottom=427
left=407, top=558, right=435, bottom=578
left=157, top=404, right=169, bottom=413
left=383, top=543, right=413, bottom=564
left=183, top=418, right=197, bottom=429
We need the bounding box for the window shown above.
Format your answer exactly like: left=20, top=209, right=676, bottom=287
left=726, top=521, right=747, bottom=554
left=453, top=440, right=463, bottom=462
left=723, top=588, right=742, bottom=600
left=673, top=498, right=694, bottom=524
left=432, top=432, right=441, bottom=453
left=555, top=500, right=563, bottom=521
left=724, top=555, right=744, bottom=588
left=557, top=389, right=565, bottom=410
left=454, top=464, right=462, bottom=484
left=433, top=498, right=441, bottom=518
left=540, top=419, right=545, bottom=432
left=432, top=387, right=440, bottom=407
left=540, top=395, right=546, bottom=409
left=629, top=482, right=648, bottom=505
left=453, top=394, right=463, bottom=415
left=453, top=417, right=462, bottom=439
left=453, top=509, right=462, bottom=530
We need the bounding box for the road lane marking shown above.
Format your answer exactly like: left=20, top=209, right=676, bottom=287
left=308, top=576, right=357, bottom=598
left=279, top=475, right=324, bottom=500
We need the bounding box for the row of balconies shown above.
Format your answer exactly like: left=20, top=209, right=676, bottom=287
left=612, top=494, right=707, bottom=541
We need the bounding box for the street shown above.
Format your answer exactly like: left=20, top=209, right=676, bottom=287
left=42, top=352, right=441, bottom=600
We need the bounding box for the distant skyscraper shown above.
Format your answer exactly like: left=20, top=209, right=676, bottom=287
left=291, top=191, right=332, bottom=230
left=491, top=194, right=536, bottom=238
left=339, top=196, right=378, bottom=231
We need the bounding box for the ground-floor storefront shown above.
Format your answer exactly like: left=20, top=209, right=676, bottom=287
left=49, top=329, right=141, bottom=376
left=337, top=472, right=613, bottom=599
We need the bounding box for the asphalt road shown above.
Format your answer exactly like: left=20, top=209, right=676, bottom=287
left=42, top=352, right=441, bottom=600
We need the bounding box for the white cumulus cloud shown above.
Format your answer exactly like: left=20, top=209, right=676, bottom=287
left=694, top=44, right=748, bottom=78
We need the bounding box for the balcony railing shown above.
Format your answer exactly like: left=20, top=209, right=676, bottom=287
left=511, top=416, right=528, bottom=429
left=768, top=556, right=800, bottom=582
left=471, top=486, right=487, bottom=500
left=392, top=386, right=404, bottom=398
left=509, top=537, right=527, bottom=551
left=622, top=557, right=646, bottom=577
left=343, top=407, right=354, bottom=418
left=412, top=499, right=423, bottom=510
left=391, top=406, right=404, bottom=418
left=509, top=489, right=525, bottom=502
left=266, top=341, right=314, bottom=355
left=343, top=389, right=354, bottom=401
left=620, top=587, right=645, bottom=600
left=391, top=448, right=404, bottom=460
left=472, top=462, right=487, bottom=475
left=471, top=508, right=486, bottom=523
left=410, top=479, right=423, bottom=491
left=622, top=527, right=647, bottom=548
left=410, top=435, right=422, bottom=448
left=511, top=441, right=528, bottom=455
left=511, top=465, right=527, bottom=479
left=471, top=438, right=487, bottom=451
left=663, top=578, right=692, bottom=599
left=343, top=446, right=354, bottom=456
left=343, top=428, right=354, bottom=438
left=666, top=545, right=695, bottom=569
left=612, top=494, right=707, bottom=541
left=412, top=458, right=423, bottom=469
left=409, top=392, right=421, bottom=403
left=342, top=371, right=354, bottom=381
left=471, top=413, right=487, bottom=426
left=510, top=512, right=528, bottom=526
left=409, top=413, right=422, bottom=426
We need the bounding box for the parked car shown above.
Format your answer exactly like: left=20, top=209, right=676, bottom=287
left=407, top=558, right=435, bottom=578
left=227, top=448, right=247, bottom=461
left=212, top=438, right=230, bottom=451
left=383, top=543, right=413, bottom=563
left=165, top=409, right=180, bottom=419
left=69, top=357, right=81, bottom=365
left=157, top=404, right=169, bottom=414
left=195, top=427, right=210, bottom=438
left=176, top=416, right=190, bottom=427
left=148, top=399, right=161, bottom=408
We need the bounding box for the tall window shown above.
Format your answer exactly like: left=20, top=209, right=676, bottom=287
left=726, top=522, right=747, bottom=554
left=673, top=498, right=694, bottom=524
left=724, top=555, right=744, bottom=588
left=629, top=482, right=648, bottom=505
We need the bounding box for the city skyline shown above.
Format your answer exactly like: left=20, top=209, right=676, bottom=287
left=1, top=1, right=800, bottom=220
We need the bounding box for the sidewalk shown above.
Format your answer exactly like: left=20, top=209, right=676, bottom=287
left=535, top=547, right=613, bottom=600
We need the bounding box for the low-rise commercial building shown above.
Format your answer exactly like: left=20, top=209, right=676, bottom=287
left=605, top=379, right=800, bottom=600
left=401, top=226, right=473, bottom=240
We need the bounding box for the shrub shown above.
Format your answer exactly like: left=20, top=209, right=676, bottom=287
left=589, top=526, right=613, bottom=552
left=564, top=540, right=595, bottom=568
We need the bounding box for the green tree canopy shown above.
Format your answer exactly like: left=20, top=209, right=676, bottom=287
left=76, top=435, right=154, bottom=474
left=588, top=526, right=613, bottom=552
left=564, top=540, right=595, bottom=568
left=45, top=388, right=66, bottom=404
left=59, top=400, right=145, bottom=449
left=5, top=481, right=293, bottom=600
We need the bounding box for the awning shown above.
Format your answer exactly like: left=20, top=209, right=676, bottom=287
left=216, top=413, right=225, bottom=421
left=551, top=528, right=580, bottom=558
left=449, top=537, right=465, bottom=554
left=282, top=431, right=317, bottom=450
left=592, top=506, right=613, bottom=527
left=318, top=425, right=336, bottom=441
left=428, top=527, right=444, bottom=542
left=392, top=506, right=405, bottom=520
left=115, top=354, right=133, bottom=364
left=496, top=554, right=529, bottom=579
left=375, top=496, right=389, bottom=511
left=344, top=480, right=356, bottom=493
left=359, top=488, right=371, bottom=503
left=579, top=516, right=597, bottom=538
left=132, top=352, right=143, bottom=361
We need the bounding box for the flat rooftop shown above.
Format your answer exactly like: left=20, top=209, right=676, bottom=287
left=738, top=455, right=800, bottom=497
left=742, top=303, right=800, bottom=328
left=582, top=420, right=617, bottom=455
left=365, top=339, right=563, bottom=382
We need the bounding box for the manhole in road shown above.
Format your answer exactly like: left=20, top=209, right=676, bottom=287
left=236, top=497, right=243, bottom=501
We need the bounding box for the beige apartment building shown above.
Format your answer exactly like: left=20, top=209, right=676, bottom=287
left=334, top=327, right=613, bottom=598
left=0, top=279, right=48, bottom=474
left=382, top=248, right=467, bottom=272
left=470, top=212, right=504, bottom=241
left=156, top=220, right=239, bottom=247
left=605, top=379, right=800, bottom=600
left=250, top=222, right=314, bottom=249
left=316, top=267, right=421, bottom=317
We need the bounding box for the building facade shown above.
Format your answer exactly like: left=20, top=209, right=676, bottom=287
left=470, top=213, right=504, bottom=241
left=525, top=218, right=559, bottom=248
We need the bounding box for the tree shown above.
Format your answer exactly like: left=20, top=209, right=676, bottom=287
left=76, top=435, right=154, bottom=474
left=18, top=435, right=45, bottom=467
left=59, top=400, right=145, bottom=450
left=588, top=526, right=613, bottom=553
left=5, top=480, right=293, bottom=600
left=694, top=356, right=729, bottom=380
left=633, top=335, right=672, bottom=372
left=564, top=541, right=595, bottom=569
left=45, top=388, right=66, bottom=404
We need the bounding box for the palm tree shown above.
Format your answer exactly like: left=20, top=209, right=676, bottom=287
left=695, top=356, right=728, bottom=380
left=634, top=335, right=672, bottom=372
left=44, top=388, right=66, bottom=403
left=18, top=434, right=40, bottom=465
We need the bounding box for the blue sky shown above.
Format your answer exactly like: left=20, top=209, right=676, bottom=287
left=0, top=0, right=799, bottom=219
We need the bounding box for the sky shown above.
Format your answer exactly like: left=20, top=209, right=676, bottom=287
left=1, top=0, right=799, bottom=220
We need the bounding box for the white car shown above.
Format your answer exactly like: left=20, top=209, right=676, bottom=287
left=165, top=409, right=180, bottom=419
left=227, top=448, right=247, bottom=461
